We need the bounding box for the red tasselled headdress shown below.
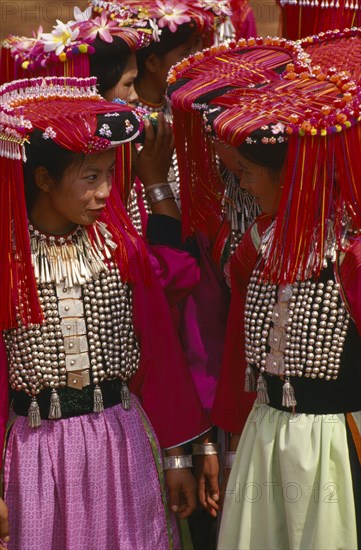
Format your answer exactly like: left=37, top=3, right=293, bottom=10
left=0, top=7, right=154, bottom=205
left=167, top=37, right=311, bottom=240
left=167, top=37, right=361, bottom=284
left=0, top=76, right=149, bottom=330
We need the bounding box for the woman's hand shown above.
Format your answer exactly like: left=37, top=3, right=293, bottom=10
left=165, top=468, right=197, bottom=519
left=193, top=454, right=220, bottom=517
left=0, top=498, right=9, bottom=550
left=135, top=112, right=174, bottom=186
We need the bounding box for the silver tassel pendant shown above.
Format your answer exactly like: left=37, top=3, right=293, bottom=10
left=28, top=397, right=41, bottom=428
left=245, top=365, right=257, bottom=392
left=282, top=378, right=297, bottom=411
left=93, top=385, right=104, bottom=413
left=120, top=383, right=131, bottom=410
left=256, top=373, right=270, bottom=404
left=48, top=389, right=62, bottom=420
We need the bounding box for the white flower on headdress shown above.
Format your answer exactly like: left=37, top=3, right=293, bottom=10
left=41, top=20, right=80, bottom=56
left=73, top=6, right=92, bottom=22
left=152, top=1, right=191, bottom=33
left=42, top=126, right=57, bottom=140
left=195, top=0, right=232, bottom=16
left=149, top=19, right=162, bottom=41
left=246, top=137, right=255, bottom=144
left=270, top=122, right=285, bottom=135
left=99, top=123, right=112, bottom=138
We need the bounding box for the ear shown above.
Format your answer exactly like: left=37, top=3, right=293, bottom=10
left=34, top=166, right=54, bottom=193
left=144, top=53, right=161, bottom=74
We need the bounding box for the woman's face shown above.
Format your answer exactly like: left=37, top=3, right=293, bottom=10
left=215, top=142, right=282, bottom=215
left=31, top=149, right=115, bottom=235
left=155, top=31, right=204, bottom=91
left=103, top=53, right=138, bottom=105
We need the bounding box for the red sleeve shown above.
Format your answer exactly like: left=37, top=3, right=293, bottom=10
left=211, top=258, right=256, bottom=432
left=129, top=268, right=210, bottom=448
left=211, top=216, right=272, bottom=433
left=338, top=240, right=361, bottom=336
left=0, top=334, right=9, bottom=470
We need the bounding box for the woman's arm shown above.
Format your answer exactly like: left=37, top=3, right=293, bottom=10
left=163, top=446, right=197, bottom=518
left=192, top=430, right=220, bottom=517
left=129, top=265, right=210, bottom=449
left=134, top=113, right=179, bottom=220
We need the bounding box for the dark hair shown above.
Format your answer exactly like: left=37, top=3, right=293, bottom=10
left=89, top=36, right=132, bottom=96
left=136, top=21, right=197, bottom=78
left=23, top=133, right=80, bottom=211
left=238, top=141, right=288, bottom=171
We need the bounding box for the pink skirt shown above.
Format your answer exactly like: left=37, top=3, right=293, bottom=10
left=3, top=397, right=180, bottom=550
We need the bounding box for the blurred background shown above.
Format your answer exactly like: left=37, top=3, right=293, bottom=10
left=0, top=0, right=280, bottom=41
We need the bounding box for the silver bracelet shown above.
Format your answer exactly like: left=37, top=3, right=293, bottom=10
left=145, top=183, right=174, bottom=205
left=223, top=451, right=236, bottom=469
left=192, top=442, right=220, bottom=455
left=163, top=454, right=193, bottom=470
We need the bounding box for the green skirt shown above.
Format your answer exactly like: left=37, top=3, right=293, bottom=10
left=218, top=404, right=360, bottom=550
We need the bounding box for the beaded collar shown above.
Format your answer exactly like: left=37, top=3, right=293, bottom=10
left=257, top=216, right=352, bottom=282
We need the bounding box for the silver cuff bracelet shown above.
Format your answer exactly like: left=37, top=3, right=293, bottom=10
left=163, top=454, right=193, bottom=470
left=145, top=184, right=174, bottom=205
left=192, top=442, right=220, bottom=455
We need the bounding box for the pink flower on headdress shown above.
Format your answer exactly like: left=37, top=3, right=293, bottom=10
left=152, top=1, right=191, bottom=32
left=41, top=20, right=80, bottom=55
left=9, top=26, right=44, bottom=59
left=82, top=11, right=119, bottom=43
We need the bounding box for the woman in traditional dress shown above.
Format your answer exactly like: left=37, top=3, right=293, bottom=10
left=167, top=38, right=361, bottom=549
left=0, top=76, right=211, bottom=550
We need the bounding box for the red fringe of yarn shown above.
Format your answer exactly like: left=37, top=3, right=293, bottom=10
left=262, top=129, right=361, bottom=284
left=173, top=108, right=224, bottom=240
left=279, top=2, right=361, bottom=40
left=0, top=156, right=43, bottom=330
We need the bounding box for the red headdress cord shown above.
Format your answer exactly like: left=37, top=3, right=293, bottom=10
left=172, top=107, right=224, bottom=241
left=0, top=154, right=43, bottom=330
left=260, top=128, right=361, bottom=284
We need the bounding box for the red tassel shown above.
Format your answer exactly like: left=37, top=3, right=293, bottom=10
left=0, top=156, right=43, bottom=330
left=172, top=108, right=224, bottom=240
